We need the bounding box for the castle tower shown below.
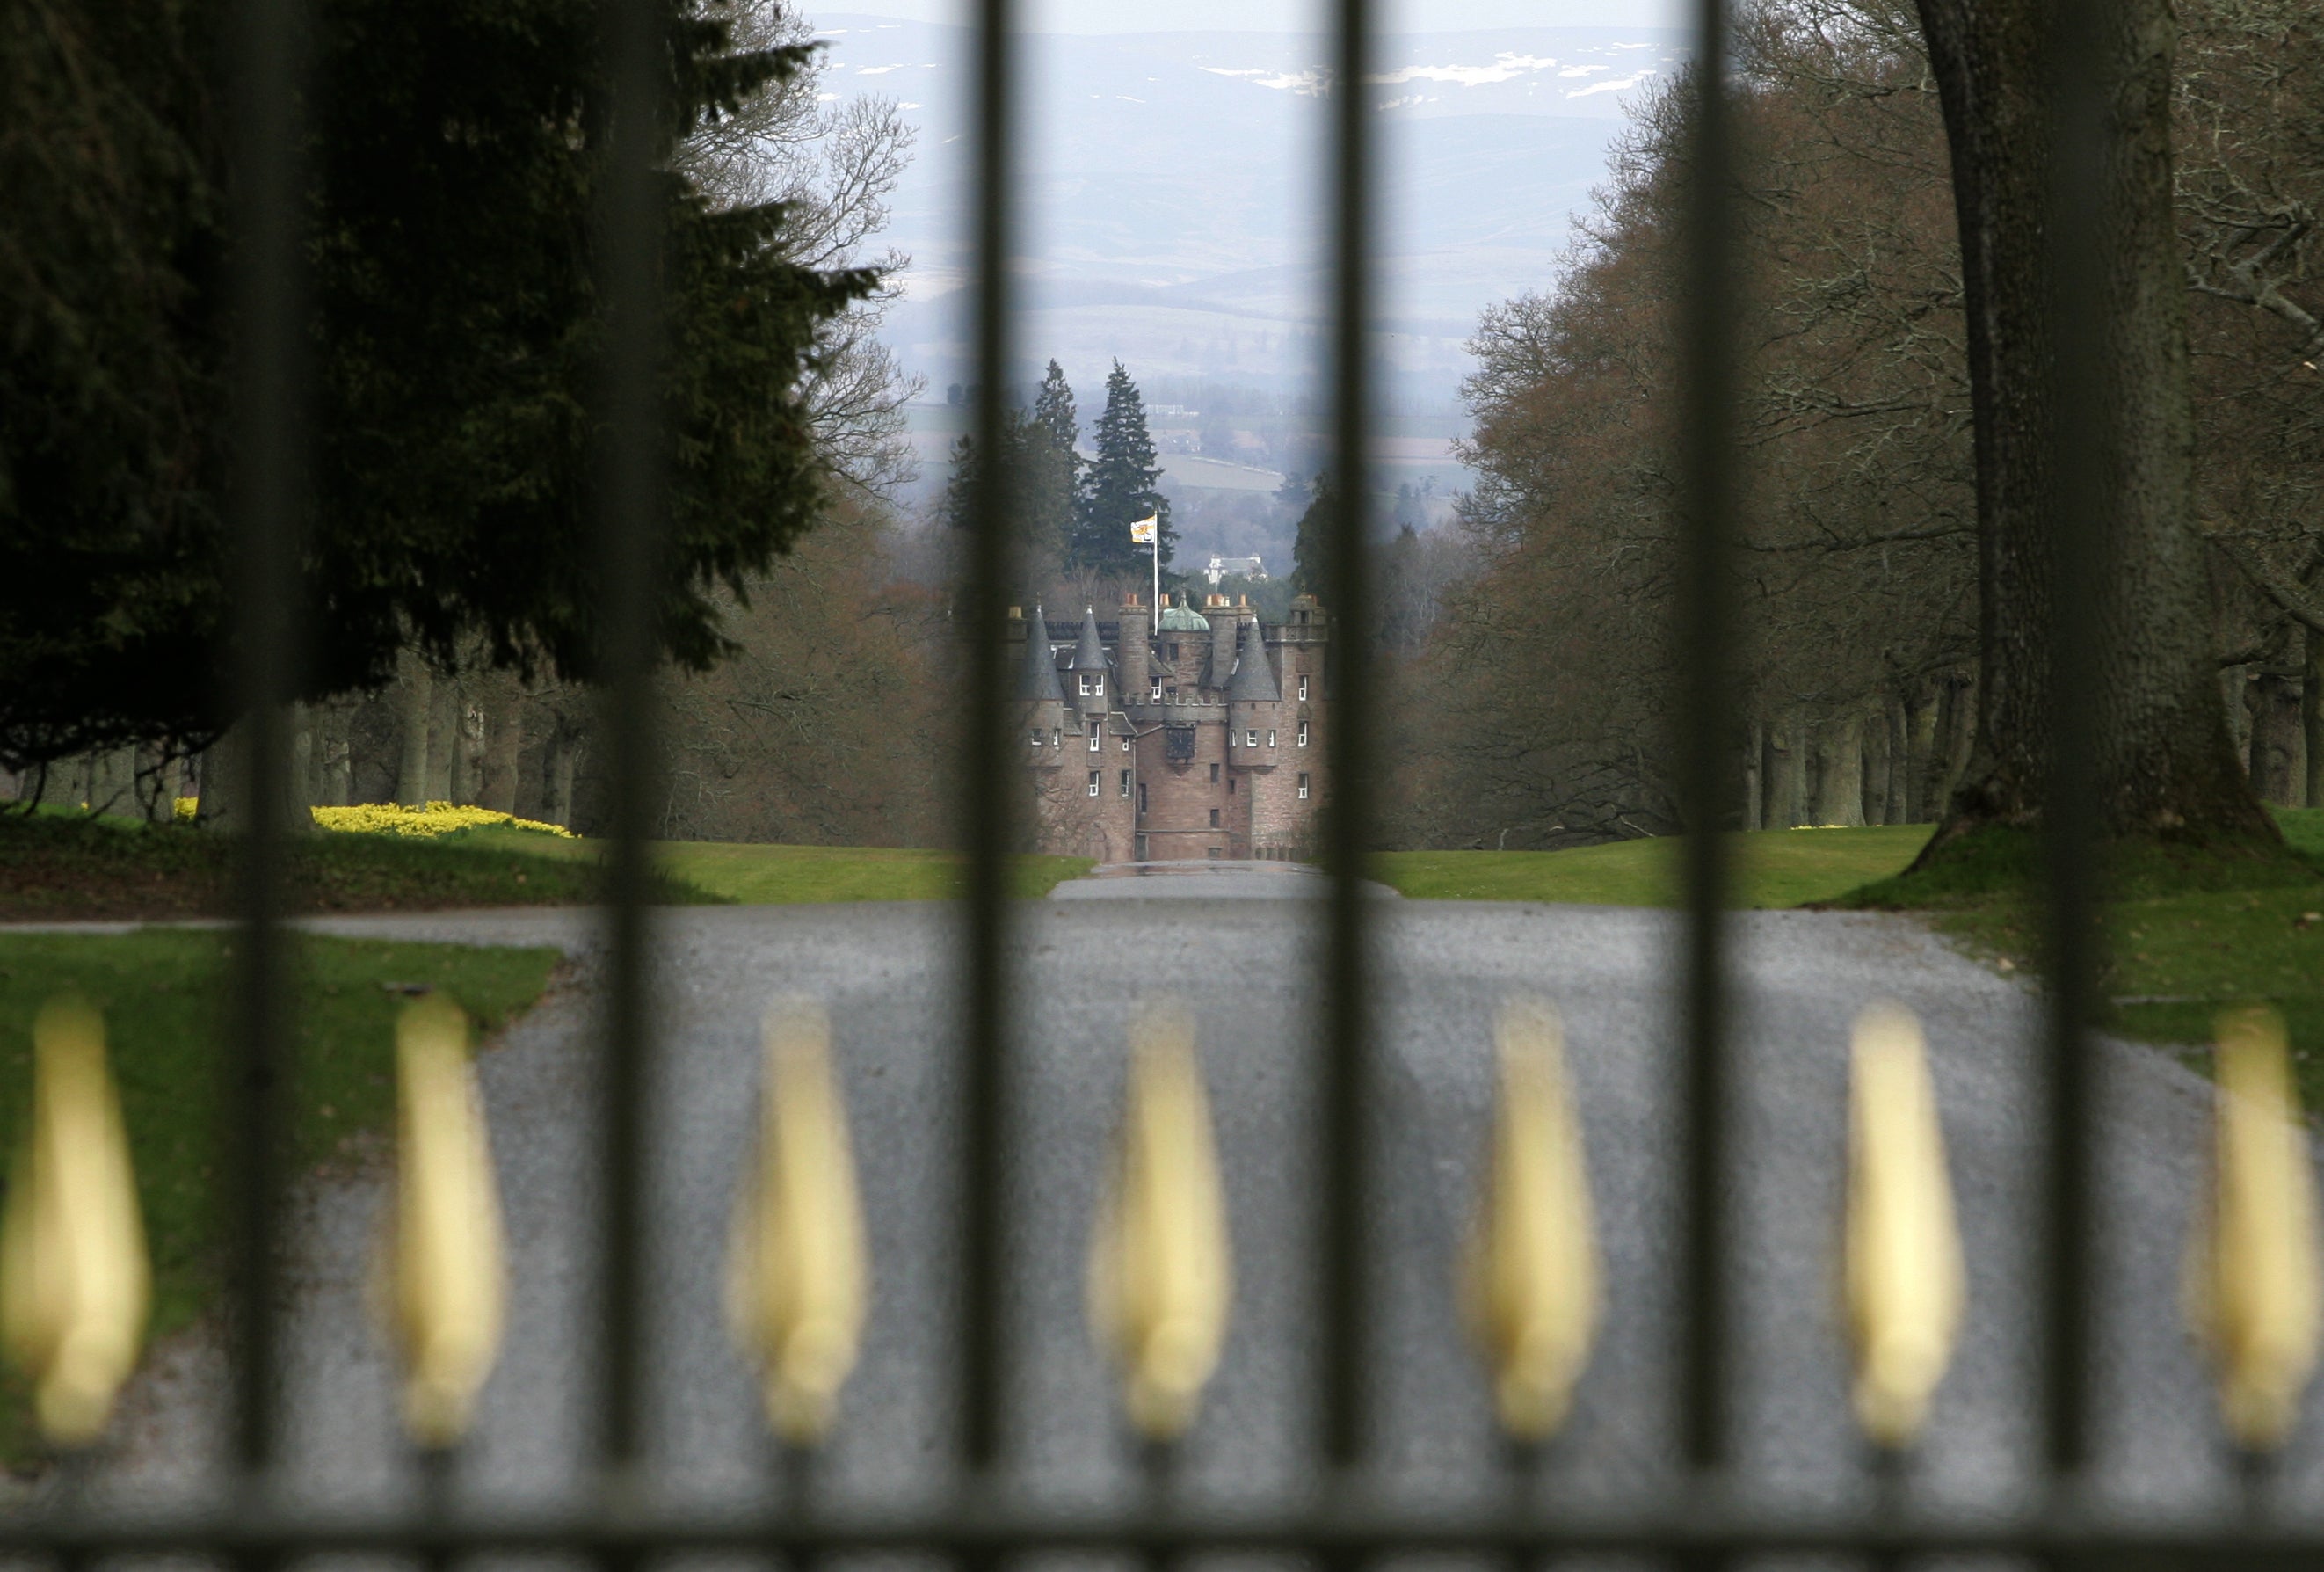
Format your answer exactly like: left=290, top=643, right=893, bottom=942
left=1226, top=615, right=1283, bottom=819
left=1119, top=595, right=1151, bottom=702
left=1202, top=593, right=1237, bottom=693
left=1017, top=605, right=1066, bottom=768
left=1071, top=606, right=1109, bottom=720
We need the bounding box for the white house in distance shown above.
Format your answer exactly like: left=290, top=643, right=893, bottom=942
left=1204, top=554, right=1267, bottom=587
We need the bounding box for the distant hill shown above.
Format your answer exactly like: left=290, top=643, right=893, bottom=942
left=812, top=13, right=1685, bottom=411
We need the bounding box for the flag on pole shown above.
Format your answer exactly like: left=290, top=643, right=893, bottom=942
left=1129, top=514, right=1158, bottom=545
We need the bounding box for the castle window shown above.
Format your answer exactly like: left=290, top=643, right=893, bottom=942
left=1088, top=729, right=1102, bottom=753
left=1246, top=730, right=1258, bottom=749
left=1151, top=682, right=1162, bottom=701
left=1120, top=769, right=1132, bottom=797
left=1138, top=782, right=1148, bottom=813
left=1298, top=773, right=1311, bottom=800
left=1087, top=771, right=1101, bottom=797
left=1209, top=763, right=1220, bottom=783
left=1209, top=808, right=1220, bottom=827
left=1298, top=674, right=1310, bottom=701
left=1227, top=728, right=1236, bottom=747
left=1093, top=676, right=1103, bottom=696
left=1122, top=733, right=1131, bottom=752
left=1030, top=729, right=1042, bottom=747
left=1298, top=721, right=1309, bottom=746
left=1267, top=729, right=1276, bottom=748
left=1052, top=728, right=1062, bottom=748
left=1228, top=776, right=1236, bottom=795
left=1168, top=642, right=1180, bottom=661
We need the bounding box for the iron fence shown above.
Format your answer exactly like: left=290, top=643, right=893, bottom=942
left=4, top=0, right=2321, bottom=1565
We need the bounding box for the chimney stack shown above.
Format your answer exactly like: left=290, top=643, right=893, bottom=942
left=1119, top=593, right=1151, bottom=702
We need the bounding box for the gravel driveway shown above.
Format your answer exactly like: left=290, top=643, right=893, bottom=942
left=64, top=879, right=2324, bottom=1525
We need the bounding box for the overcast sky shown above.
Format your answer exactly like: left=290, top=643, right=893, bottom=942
left=836, top=1, right=1689, bottom=32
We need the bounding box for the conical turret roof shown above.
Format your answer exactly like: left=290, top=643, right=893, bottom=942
left=1226, top=617, right=1280, bottom=702
left=1017, top=606, right=1065, bottom=702
left=1071, top=606, right=1108, bottom=672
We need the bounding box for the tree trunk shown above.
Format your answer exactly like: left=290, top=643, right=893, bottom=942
left=199, top=716, right=309, bottom=833
left=1882, top=699, right=1911, bottom=824
left=1905, top=689, right=1939, bottom=821
left=2223, top=666, right=2253, bottom=773
left=543, top=718, right=584, bottom=829
left=447, top=691, right=472, bottom=806
left=290, top=706, right=316, bottom=814
left=2306, top=630, right=2324, bottom=810
left=426, top=677, right=457, bottom=803
left=319, top=706, right=352, bottom=806
left=1861, top=710, right=1889, bottom=826
left=2252, top=670, right=2300, bottom=806
left=1744, top=719, right=1764, bottom=833
left=134, top=744, right=174, bottom=822
left=1812, top=713, right=1866, bottom=827
left=396, top=648, right=432, bottom=806
left=480, top=675, right=523, bottom=815
left=87, top=749, right=135, bottom=817
left=1936, top=674, right=1977, bottom=811
left=1768, top=714, right=1809, bottom=828
left=1912, top=0, right=2272, bottom=848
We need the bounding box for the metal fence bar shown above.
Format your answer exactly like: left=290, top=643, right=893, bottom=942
left=960, top=0, right=1019, bottom=1485
left=222, top=0, right=310, bottom=1488
left=17, top=1501, right=2324, bottom=1558
left=1674, top=0, right=1736, bottom=1484
left=2038, top=0, right=2106, bottom=1484
left=595, top=0, right=668, bottom=1481
left=1318, top=0, right=1377, bottom=1489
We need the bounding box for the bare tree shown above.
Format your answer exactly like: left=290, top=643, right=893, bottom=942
left=679, top=1, right=922, bottom=498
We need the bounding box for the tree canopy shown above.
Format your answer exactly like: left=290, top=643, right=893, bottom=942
left=1071, top=361, right=1173, bottom=576
left=0, top=0, right=872, bottom=771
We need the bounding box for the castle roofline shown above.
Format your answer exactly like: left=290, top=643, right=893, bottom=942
left=1015, top=605, right=1066, bottom=702
left=1225, top=615, right=1281, bottom=702
left=1156, top=597, right=1210, bottom=631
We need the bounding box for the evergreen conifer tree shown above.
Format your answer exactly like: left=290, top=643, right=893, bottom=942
left=1020, top=361, right=1080, bottom=584
left=1031, top=360, right=1079, bottom=462
left=938, top=404, right=1073, bottom=588
left=1290, top=473, right=1333, bottom=597
left=1071, top=361, right=1172, bottom=577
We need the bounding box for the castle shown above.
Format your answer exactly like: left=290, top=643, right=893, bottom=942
left=1012, top=593, right=1328, bottom=864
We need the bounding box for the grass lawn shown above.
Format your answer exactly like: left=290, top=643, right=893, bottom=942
left=443, top=825, right=1093, bottom=902
left=1379, top=811, right=2324, bottom=1102
left=1835, top=808, right=2324, bottom=1096
left=1374, top=825, right=1938, bottom=907
left=0, top=928, right=561, bottom=1465
left=0, top=810, right=714, bottom=921
left=1, top=811, right=1093, bottom=919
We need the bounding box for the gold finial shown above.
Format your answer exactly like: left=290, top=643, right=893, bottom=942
left=2184, top=1005, right=2320, bottom=1450
left=726, top=998, right=868, bottom=1444
left=382, top=994, right=507, bottom=1447
left=1842, top=1002, right=1964, bottom=1449
left=1087, top=1001, right=1232, bottom=1439
left=0, top=996, right=151, bottom=1446
left=1462, top=996, right=1598, bottom=1440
